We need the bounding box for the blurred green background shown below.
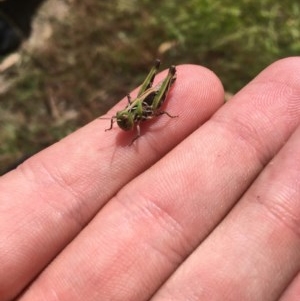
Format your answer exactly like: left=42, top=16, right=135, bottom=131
left=0, top=0, right=300, bottom=174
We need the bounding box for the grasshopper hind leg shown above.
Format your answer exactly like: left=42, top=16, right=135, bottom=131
left=127, top=94, right=132, bottom=104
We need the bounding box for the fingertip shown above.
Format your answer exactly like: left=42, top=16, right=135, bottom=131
left=167, top=64, right=224, bottom=130
left=176, top=64, right=225, bottom=105
left=253, top=56, right=300, bottom=88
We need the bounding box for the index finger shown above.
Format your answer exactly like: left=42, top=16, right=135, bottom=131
left=0, top=64, right=224, bottom=300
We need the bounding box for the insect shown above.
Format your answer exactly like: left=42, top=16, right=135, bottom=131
left=101, top=59, right=177, bottom=144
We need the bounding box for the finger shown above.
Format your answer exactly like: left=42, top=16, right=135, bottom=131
left=19, top=57, right=300, bottom=301
left=0, top=65, right=223, bottom=300
left=280, top=272, right=300, bottom=300
left=152, top=123, right=300, bottom=301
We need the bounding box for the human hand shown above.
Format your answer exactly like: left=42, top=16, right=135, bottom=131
left=1, top=57, right=300, bottom=301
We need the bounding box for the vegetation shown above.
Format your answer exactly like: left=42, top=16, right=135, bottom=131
left=1, top=0, right=300, bottom=174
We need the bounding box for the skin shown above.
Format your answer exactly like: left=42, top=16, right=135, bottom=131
left=1, top=57, right=300, bottom=301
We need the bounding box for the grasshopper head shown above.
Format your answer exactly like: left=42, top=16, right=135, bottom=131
left=116, top=110, right=134, bottom=131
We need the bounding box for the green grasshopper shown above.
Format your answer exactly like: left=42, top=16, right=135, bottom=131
left=102, top=59, right=177, bottom=144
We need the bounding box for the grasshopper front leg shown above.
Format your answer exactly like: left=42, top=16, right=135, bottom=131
left=155, top=110, right=178, bottom=118
left=128, top=123, right=141, bottom=145
left=105, top=117, right=116, bottom=131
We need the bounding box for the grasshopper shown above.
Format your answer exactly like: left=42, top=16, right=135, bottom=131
left=101, top=59, right=177, bottom=144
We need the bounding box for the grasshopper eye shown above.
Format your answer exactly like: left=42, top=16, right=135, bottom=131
left=116, top=111, right=134, bottom=131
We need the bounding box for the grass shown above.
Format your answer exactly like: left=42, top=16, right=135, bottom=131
left=0, top=0, right=300, bottom=174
